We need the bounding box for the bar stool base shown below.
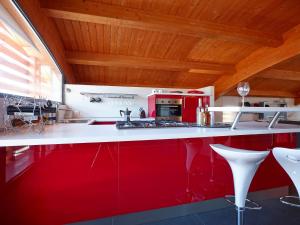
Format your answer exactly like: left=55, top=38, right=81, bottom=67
left=280, top=196, right=300, bottom=207
left=237, top=207, right=245, bottom=225
left=225, top=195, right=262, bottom=210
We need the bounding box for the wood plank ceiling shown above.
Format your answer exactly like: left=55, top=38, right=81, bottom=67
left=14, top=0, right=300, bottom=98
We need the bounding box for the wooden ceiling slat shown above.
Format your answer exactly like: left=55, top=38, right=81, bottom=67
left=65, top=51, right=235, bottom=73
left=80, top=22, right=92, bottom=52
left=258, top=69, right=300, bottom=81
left=103, top=25, right=111, bottom=54
left=274, top=55, right=300, bottom=72
left=75, top=65, right=218, bottom=89
left=88, top=23, right=98, bottom=52
left=187, top=39, right=259, bottom=64
left=69, top=20, right=85, bottom=51
left=214, top=24, right=300, bottom=98
left=41, top=0, right=282, bottom=47
left=95, top=23, right=104, bottom=52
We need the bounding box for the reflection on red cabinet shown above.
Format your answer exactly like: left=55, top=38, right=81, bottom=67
left=0, top=133, right=296, bottom=225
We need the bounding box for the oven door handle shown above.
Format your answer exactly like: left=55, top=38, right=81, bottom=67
left=159, top=105, right=180, bottom=108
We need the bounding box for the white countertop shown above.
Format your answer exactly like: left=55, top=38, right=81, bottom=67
left=0, top=121, right=300, bottom=147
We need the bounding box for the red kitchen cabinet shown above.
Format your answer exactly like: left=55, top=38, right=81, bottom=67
left=148, top=94, right=157, bottom=118
left=182, top=96, right=210, bottom=123
left=182, top=96, right=201, bottom=123
left=0, top=143, right=118, bottom=225
left=117, top=134, right=293, bottom=215
left=148, top=94, right=210, bottom=122
left=0, top=133, right=295, bottom=225
left=117, top=139, right=186, bottom=215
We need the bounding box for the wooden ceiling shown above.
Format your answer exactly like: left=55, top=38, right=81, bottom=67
left=10, top=0, right=300, bottom=98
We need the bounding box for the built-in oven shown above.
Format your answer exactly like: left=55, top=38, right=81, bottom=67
left=155, top=98, right=182, bottom=121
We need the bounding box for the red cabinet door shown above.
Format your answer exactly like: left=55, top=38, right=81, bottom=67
left=118, top=139, right=186, bottom=214
left=182, top=96, right=200, bottom=123
left=0, top=143, right=118, bottom=225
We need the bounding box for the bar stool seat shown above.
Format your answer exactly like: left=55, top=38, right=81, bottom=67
left=273, top=147, right=300, bottom=207
left=210, top=144, right=270, bottom=225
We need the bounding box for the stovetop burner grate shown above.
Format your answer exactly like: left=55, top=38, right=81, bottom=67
left=116, top=120, right=231, bottom=129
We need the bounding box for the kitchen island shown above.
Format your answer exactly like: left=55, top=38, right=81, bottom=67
left=0, top=122, right=299, bottom=225
left=0, top=121, right=300, bottom=146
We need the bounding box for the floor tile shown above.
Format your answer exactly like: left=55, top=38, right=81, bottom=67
left=142, top=198, right=300, bottom=225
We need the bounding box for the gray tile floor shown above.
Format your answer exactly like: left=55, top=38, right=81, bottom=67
left=141, top=198, right=300, bottom=225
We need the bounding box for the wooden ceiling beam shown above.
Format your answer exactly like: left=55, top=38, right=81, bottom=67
left=4, top=0, right=76, bottom=83
left=76, top=81, right=210, bottom=89
left=66, top=51, right=235, bottom=73
left=214, top=24, right=300, bottom=98
left=41, top=0, right=281, bottom=47
left=258, top=69, right=300, bottom=81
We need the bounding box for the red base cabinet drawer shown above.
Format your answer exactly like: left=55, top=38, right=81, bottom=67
left=0, top=133, right=295, bottom=224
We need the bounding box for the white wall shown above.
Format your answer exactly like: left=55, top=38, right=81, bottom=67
left=64, top=84, right=214, bottom=119
left=215, top=96, right=298, bottom=122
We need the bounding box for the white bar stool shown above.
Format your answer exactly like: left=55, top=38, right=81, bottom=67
left=210, top=144, right=270, bottom=225
left=273, top=147, right=300, bottom=207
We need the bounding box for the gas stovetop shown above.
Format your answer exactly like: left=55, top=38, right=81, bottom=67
left=116, top=120, right=231, bottom=129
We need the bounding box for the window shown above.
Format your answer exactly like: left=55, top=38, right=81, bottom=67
left=0, top=3, right=62, bottom=102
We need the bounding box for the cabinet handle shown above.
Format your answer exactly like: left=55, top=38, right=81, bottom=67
left=9, top=146, right=30, bottom=156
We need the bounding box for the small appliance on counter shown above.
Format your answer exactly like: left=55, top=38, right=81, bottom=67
left=57, top=105, right=73, bottom=122
left=120, top=108, right=132, bottom=123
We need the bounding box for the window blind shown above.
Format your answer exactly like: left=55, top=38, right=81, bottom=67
left=0, top=6, right=62, bottom=102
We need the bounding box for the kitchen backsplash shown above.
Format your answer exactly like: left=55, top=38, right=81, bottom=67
left=64, top=84, right=213, bottom=119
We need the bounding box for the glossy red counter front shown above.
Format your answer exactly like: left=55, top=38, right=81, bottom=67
left=0, top=133, right=296, bottom=225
